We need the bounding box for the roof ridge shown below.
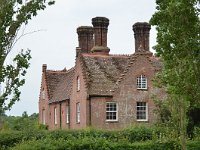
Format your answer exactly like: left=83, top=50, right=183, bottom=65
left=46, top=67, right=74, bottom=74
left=109, top=54, right=131, bottom=57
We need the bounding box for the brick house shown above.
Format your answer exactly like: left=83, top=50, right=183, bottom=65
left=38, top=17, right=162, bottom=130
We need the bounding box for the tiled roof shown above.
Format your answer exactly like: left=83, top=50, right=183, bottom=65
left=81, top=54, right=130, bottom=96
left=45, top=68, right=75, bottom=103
left=149, top=56, right=162, bottom=71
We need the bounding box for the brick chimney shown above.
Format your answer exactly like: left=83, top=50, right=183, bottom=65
left=42, top=64, right=47, bottom=73
left=77, top=26, right=94, bottom=54
left=132, top=22, right=151, bottom=53
left=91, top=17, right=110, bottom=55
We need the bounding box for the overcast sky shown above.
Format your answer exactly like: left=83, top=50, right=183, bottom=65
left=6, top=0, right=157, bottom=116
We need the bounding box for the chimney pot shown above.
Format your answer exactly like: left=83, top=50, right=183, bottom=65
left=42, top=64, right=47, bottom=72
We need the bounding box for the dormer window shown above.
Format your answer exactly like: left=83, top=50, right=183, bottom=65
left=77, top=76, right=80, bottom=91
left=137, top=75, right=147, bottom=89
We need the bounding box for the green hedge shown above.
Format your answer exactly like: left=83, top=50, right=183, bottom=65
left=0, top=130, right=47, bottom=149
left=10, top=139, right=200, bottom=150
left=10, top=138, right=181, bottom=150
left=1, top=127, right=200, bottom=150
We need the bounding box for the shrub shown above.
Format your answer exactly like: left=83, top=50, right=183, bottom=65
left=10, top=138, right=182, bottom=150
left=0, top=130, right=47, bottom=149
left=187, top=141, right=200, bottom=150
left=193, top=126, right=200, bottom=140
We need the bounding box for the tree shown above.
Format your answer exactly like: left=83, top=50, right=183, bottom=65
left=150, top=0, right=200, bottom=149
left=0, top=0, right=55, bottom=114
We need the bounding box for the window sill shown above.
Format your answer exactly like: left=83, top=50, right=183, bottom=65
left=106, top=120, right=118, bottom=123
left=137, top=88, right=148, bottom=91
left=76, top=122, right=80, bottom=124
left=136, top=119, right=148, bottom=122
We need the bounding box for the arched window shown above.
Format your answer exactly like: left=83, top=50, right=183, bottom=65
left=77, top=76, right=80, bottom=91
left=42, top=109, right=45, bottom=125
left=66, top=105, right=70, bottom=124
left=76, top=103, right=80, bottom=123
left=137, top=75, right=147, bottom=89
left=54, top=107, right=57, bottom=125
left=41, top=88, right=45, bottom=99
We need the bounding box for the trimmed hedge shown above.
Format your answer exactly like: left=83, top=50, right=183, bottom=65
left=10, top=138, right=181, bottom=150
left=1, top=127, right=200, bottom=150
left=0, top=126, right=157, bottom=148
left=0, top=130, right=47, bottom=149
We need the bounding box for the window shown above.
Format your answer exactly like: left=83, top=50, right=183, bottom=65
left=41, top=88, right=45, bottom=99
left=137, top=75, right=147, bottom=89
left=77, top=76, right=80, bottom=91
left=106, top=102, right=118, bottom=121
left=54, top=107, right=57, bottom=125
left=76, top=103, right=80, bottom=123
left=42, top=109, right=45, bottom=125
left=66, top=105, right=70, bottom=124
left=136, top=102, right=148, bottom=121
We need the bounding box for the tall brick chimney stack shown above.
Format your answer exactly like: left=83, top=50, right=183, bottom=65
left=42, top=64, right=47, bottom=73
left=91, top=17, right=110, bottom=55
left=77, top=26, right=94, bottom=53
left=132, top=22, right=151, bottom=53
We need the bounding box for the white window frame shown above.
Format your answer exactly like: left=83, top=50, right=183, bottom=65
left=66, top=105, right=70, bottom=124
left=54, top=107, right=57, bottom=125
left=136, top=102, right=148, bottom=121
left=76, top=103, right=80, bottom=123
left=106, top=102, right=118, bottom=122
left=77, top=76, right=80, bottom=91
left=137, top=75, right=147, bottom=89
left=42, top=109, right=45, bottom=125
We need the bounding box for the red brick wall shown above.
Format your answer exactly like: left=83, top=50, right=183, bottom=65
left=89, top=54, right=162, bottom=129
left=90, top=97, right=121, bottom=129
left=69, top=56, right=88, bottom=129
left=48, top=101, right=70, bottom=130
left=113, top=54, right=159, bottom=127
left=38, top=72, right=49, bottom=127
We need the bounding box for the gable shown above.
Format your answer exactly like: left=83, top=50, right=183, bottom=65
left=44, top=68, right=75, bottom=103
left=113, top=53, right=162, bottom=92
left=81, top=54, right=130, bottom=96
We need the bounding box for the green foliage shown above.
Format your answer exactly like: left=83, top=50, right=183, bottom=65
left=0, top=126, right=200, bottom=150
left=150, top=0, right=200, bottom=149
left=0, top=112, right=46, bottom=131
left=0, top=0, right=55, bottom=114
left=193, top=126, right=200, bottom=140
left=0, top=130, right=47, bottom=149
left=10, top=138, right=182, bottom=150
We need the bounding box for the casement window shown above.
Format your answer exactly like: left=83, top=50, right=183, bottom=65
left=54, top=107, right=57, bottom=125
left=42, top=109, right=45, bottom=125
left=106, top=102, right=118, bottom=121
left=76, top=103, right=80, bottom=123
left=77, top=76, right=80, bottom=91
left=66, top=105, right=70, bottom=124
left=137, top=75, right=147, bottom=89
left=42, top=88, right=45, bottom=99
left=136, top=102, right=148, bottom=121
